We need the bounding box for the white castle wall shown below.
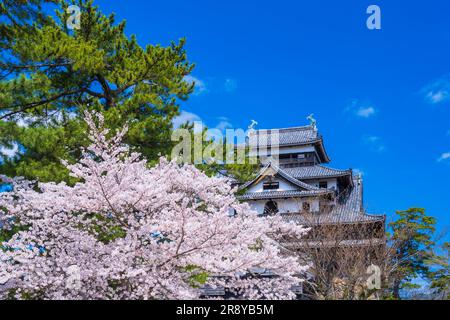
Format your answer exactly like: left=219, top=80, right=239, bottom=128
left=306, top=178, right=337, bottom=190
left=248, top=199, right=320, bottom=215
left=247, top=177, right=298, bottom=193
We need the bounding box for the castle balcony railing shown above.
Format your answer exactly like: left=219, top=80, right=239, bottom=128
left=278, top=160, right=317, bottom=168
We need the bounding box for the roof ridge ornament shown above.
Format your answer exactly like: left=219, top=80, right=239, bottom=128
left=248, top=119, right=258, bottom=131
left=306, top=113, right=317, bottom=131
left=356, top=173, right=363, bottom=185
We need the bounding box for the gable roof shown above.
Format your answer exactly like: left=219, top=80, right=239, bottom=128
left=240, top=162, right=320, bottom=191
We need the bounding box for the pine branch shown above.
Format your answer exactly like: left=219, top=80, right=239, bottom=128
left=0, top=62, right=72, bottom=70
left=0, top=89, right=83, bottom=119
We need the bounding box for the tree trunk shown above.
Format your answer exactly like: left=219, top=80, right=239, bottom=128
left=393, top=279, right=401, bottom=299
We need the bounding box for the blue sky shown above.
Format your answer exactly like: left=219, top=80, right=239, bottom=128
left=4, top=0, right=450, bottom=237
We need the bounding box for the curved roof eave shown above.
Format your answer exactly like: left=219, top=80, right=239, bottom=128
left=315, top=137, right=331, bottom=163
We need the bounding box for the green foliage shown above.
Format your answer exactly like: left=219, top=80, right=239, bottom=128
left=0, top=0, right=194, bottom=182
left=248, top=238, right=263, bottom=251
left=184, top=265, right=209, bottom=288
left=428, top=242, right=450, bottom=299
left=82, top=213, right=127, bottom=244
left=0, top=112, right=87, bottom=183
left=0, top=0, right=59, bottom=49
left=387, top=208, right=438, bottom=299
left=170, top=121, right=259, bottom=187
left=0, top=223, right=27, bottom=244
left=0, top=213, right=29, bottom=252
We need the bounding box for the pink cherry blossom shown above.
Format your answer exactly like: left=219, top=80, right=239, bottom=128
left=0, top=112, right=309, bottom=300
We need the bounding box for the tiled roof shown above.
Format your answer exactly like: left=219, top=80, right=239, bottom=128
left=282, top=238, right=385, bottom=249
left=240, top=162, right=321, bottom=191
left=238, top=189, right=332, bottom=201
left=200, top=285, right=226, bottom=296
left=248, top=125, right=319, bottom=147
left=237, top=164, right=382, bottom=225
left=283, top=165, right=351, bottom=180
left=247, top=125, right=331, bottom=163
left=280, top=178, right=385, bottom=225
left=200, top=282, right=304, bottom=297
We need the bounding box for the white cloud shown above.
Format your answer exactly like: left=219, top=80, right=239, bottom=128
left=437, top=152, right=450, bottom=162
left=172, top=112, right=238, bottom=142
left=172, top=111, right=202, bottom=128
left=2, top=111, right=77, bottom=128
left=215, top=117, right=233, bottom=131
left=427, top=91, right=449, bottom=103
left=345, top=99, right=377, bottom=118
left=172, top=111, right=234, bottom=133
left=183, top=75, right=207, bottom=96
left=421, top=77, right=450, bottom=104
left=0, top=142, right=19, bottom=159
left=362, top=135, right=386, bottom=153
left=0, top=114, right=35, bottom=128
left=364, top=136, right=380, bottom=143
left=224, top=78, right=237, bottom=93
left=356, top=106, right=376, bottom=118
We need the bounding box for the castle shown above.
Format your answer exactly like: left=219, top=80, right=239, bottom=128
left=236, top=118, right=387, bottom=298
left=239, top=120, right=385, bottom=235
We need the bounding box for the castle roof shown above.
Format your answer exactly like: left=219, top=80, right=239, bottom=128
left=248, top=125, right=331, bottom=163
left=249, top=125, right=318, bottom=146
left=280, top=177, right=385, bottom=225
left=283, top=165, right=352, bottom=180
left=239, top=121, right=384, bottom=226
left=239, top=163, right=383, bottom=225
left=239, top=162, right=321, bottom=191
left=282, top=238, right=386, bottom=249
left=237, top=189, right=332, bottom=201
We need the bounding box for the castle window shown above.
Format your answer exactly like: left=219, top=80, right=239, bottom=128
left=302, top=202, right=311, bottom=212
left=319, top=181, right=328, bottom=189
left=263, top=181, right=279, bottom=190
left=264, top=200, right=278, bottom=215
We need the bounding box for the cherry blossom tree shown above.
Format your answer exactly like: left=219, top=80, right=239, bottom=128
left=0, top=112, right=309, bottom=300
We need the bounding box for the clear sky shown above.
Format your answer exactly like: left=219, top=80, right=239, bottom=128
left=8, top=0, right=450, bottom=236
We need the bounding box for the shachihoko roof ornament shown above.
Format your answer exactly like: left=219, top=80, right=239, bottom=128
left=306, top=113, right=317, bottom=131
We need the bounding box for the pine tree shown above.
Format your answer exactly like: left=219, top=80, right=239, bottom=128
left=0, top=0, right=194, bottom=183
left=428, top=242, right=450, bottom=299
left=387, top=208, right=437, bottom=299
left=1, top=0, right=57, bottom=48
